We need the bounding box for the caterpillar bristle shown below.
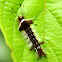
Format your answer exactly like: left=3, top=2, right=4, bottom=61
left=29, top=42, right=33, bottom=48
left=27, top=37, right=30, bottom=42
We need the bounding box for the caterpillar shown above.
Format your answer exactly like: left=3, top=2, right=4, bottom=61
left=18, top=16, right=46, bottom=58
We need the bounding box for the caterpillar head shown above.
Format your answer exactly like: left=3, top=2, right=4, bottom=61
left=18, top=16, right=24, bottom=22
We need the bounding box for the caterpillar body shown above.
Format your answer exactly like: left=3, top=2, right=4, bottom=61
left=18, top=16, right=46, bottom=58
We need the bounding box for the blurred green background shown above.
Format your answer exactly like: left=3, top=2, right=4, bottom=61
left=0, top=29, right=13, bottom=62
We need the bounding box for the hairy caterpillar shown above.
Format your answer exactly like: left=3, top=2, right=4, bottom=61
left=18, top=16, right=46, bottom=58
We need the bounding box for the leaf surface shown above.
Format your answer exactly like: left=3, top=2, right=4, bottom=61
left=0, top=0, right=62, bottom=62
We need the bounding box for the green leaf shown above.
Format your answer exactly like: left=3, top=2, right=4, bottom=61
left=0, top=0, right=6, bottom=28
left=0, top=0, right=62, bottom=62
left=0, top=0, right=24, bottom=49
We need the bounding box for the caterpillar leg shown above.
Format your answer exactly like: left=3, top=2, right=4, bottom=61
left=19, top=27, right=23, bottom=31
left=27, top=20, right=33, bottom=24
left=30, top=46, right=35, bottom=51
left=40, top=42, right=44, bottom=45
